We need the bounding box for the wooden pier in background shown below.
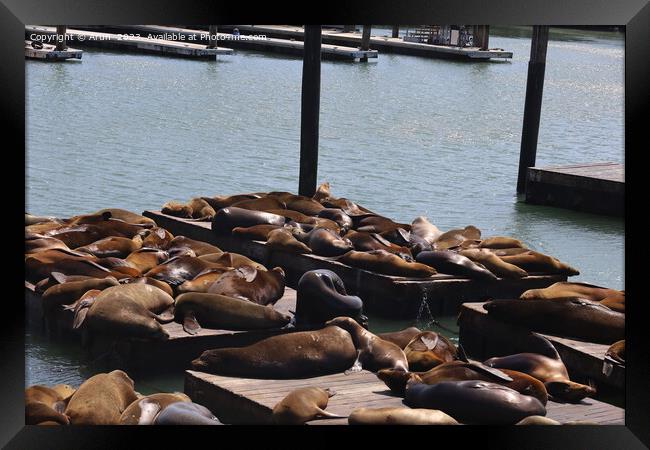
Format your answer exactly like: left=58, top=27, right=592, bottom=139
left=184, top=369, right=624, bottom=425
left=24, top=40, right=82, bottom=60
left=457, top=302, right=625, bottom=391
left=143, top=211, right=568, bottom=318
left=25, top=26, right=233, bottom=59
left=525, top=162, right=624, bottom=216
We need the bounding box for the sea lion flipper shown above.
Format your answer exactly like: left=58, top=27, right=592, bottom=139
left=51, top=272, right=68, bottom=284
left=72, top=307, right=89, bottom=330
left=314, top=408, right=348, bottom=420
left=183, top=312, right=201, bottom=335
left=152, top=308, right=175, bottom=324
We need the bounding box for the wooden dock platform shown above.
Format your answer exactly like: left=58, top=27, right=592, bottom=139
left=77, top=25, right=378, bottom=61
left=142, top=211, right=569, bottom=319
left=25, top=26, right=233, bottom=59
left=457, top=302, right=625, bottom=391
left=525, top=162, right=624, bottom=216
left=213, top=25, right=513, bottom=60
left=25, top=40, right=82, bottom=60
left=184, top=369, right=624, bottom=425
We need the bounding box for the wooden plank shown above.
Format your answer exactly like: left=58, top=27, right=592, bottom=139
left=184, top=369, right=624, bottom=425
left=457, top=302, right=625, bottom=391
left=142, top=210, right=569, bottom=319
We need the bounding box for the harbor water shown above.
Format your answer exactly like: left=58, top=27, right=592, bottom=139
left=25, top=26, right=624, bottom=392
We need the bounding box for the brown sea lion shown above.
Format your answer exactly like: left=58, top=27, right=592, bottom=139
left=187, top=198, right=216, bottom=219
left=459, top=248, right=528, bottom=279
left=94, top=208, right=156, bottom=226
left=65, top=370, right=139, bottom=425
left=25, top=384, right=76, bottom=425
left=605, top=340, right=625, bottom=366
left=119, top=393, right=191, bottom=425
left=25, top=250, right=124, bottom=283
left=403, top=331, right=458, bottom=371
left=25, top=213, right=63, bottom=226
left=411, top=216, right=443, bottom=245
left=405, top=380, right=546, bottom=425
left=321, top=197, right=377, bottom=217
left=296, top=227, right=353, bottom=257
left=520, top=281, right=623, bottom=302
left=286, top=197, right=325, bottom=216
left=207, top=266, right=285, bottom=306
left=355, top=215, right=410, bottom=234
left=34, top=273, right=96, bottom=294
left=212, top=207, right=286, bottom=234
left=344, top=230, right=412, bottom=261
left=478, top=236, right=525, bottom=249
left=167, top=236, right=223, bottom=257
left=199, top=252, right=267, bottom=271
left=231, top=224, right=282, bottom=241
left=191, top=325, right=357, bottom=378
left=41, top=276, right=120, bottom=316
left=140, top=227, right=174, bottom=249
left=121, top=276, right=175, bottom=297
left=93, top=257, right=141, bottom=278
left=348, top=407, right=458, bottom=425
left=600, top=295, right=625, bottom=313
left=312, top=181, right=331, bottom=203
left=484, top=298, right=624, bottom=344
left=26, top=220, right=66, bottom=235
left=416, top=250, right=498, bottom=280
left=161, top=201, right=193, bottom=219
left=201, top=194, right=261, bottom=210
left=516, top=416, right=561, bottom=425
left=432, top=225, right=482, bottom=250
left=325, top=317, right=408, bottom=372
left=377, top=327, right=423, bottom=350
left=338, top=250, right=437, bottom=278
left=174, top=292, right=291, bottom=334
left=498, top=251, right=579, bottom=275
left=176, top=268, right=233, bottom=294
left=486, top=247, right=531, bottom=256
left=43, top=224, right=114, bottom=249
left=74, top=236, right=143, bottom=259
left=265, top=208, right=313, bottom=223
left=266, top=228, right=313, bottom=254
left=25, top=236, right=71, bottom=255
left=153, top=402, right=222, bottom=425
left=272, top=387, right=344, bottom=424
left=144, top=255, right=226, bottom=287
left=231, top=196, right=286, bottom=211
left=125, top=248, right=170, bottom=273
left=318, top=208, right=353, bottom=231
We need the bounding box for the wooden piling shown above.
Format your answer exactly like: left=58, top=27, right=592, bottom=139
left=392, top=25, right=399, bottom=38
left=517, top=25, right=549, bottom=194
left=207, top=25, right=217, bottom=49
left=481, top=25, right=490, bottom=50
left=360, top=25, right=372, bottom=62
left=298, top=25, right=322, bottom=197
left=55, top=25, right=67, bottom=51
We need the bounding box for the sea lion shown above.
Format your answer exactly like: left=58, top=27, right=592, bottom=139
left=403, top=331, right=458, bottom=371
left=605, top=340, right=625, bottom=366
left=286, top=197, right=325, bottom=216
left=93, top=257, right=141, bottom=278
left=312, top=181, right=331, bottom=203
left=295, top=227, right=353, bottom=257
left=377, top=327, right=423, bottom=350
left=600, top=295, right=625, bottom=313
left=187, top=197, right=216, bottom=219
left=167, top=236, right=223, bottom=257
left=272, top=387, right=344, bottom=424
left=144, top=255, right=226, bottom=287
left=161, top=201, right=193, bottom=219
left=176, top=268, right=233, bottom=294
left=153, top=402, right=222, bottom=425
left=432, top=225, right=481, bottom=250
left=201, top=194, right=262, bottom=210
left=231, top=196, right=286, bottom=212
left=459, top=248, right=528, bottom=279
left=25, top=250, right=124, bottom=283
left=41, top=276, right=120, bottom=316
left=486, top=247, right=531, bottom=256
left=266, top=228, right=313, bottom=254
left=74, top=236, right=143, bottom=258
left=348, top=407, right=458, bottom=425
left=140, top=227, right=174, bottom=249
left=175, top=292, right=291, bottom=335
left=94, top=208, right=156, bottom=226
left=72, top=284, right=174, bottom=341
left=265, top=208, right=313, bottom=223
left=125, top=248, right=170, bottom=273
left=25, top=384, right=76, bottom=425
left=121, top=276, right=175, bottom=297
left=416, top=250, right=498, bottom=280
left=25, top=213, right=63, bottom=226
left=35, top=273, right=96, bottom=294
left=516, top=416, right=561, bottom=425
left=379, top=227, right=412, bottom=247
left=411, top=216, right=443, bottom=245
left=325, top=317, right=408, bottom=372
left=355, top=215, right=409, bottom=234
left=318, top=208, right=353, bottom=231
left=405, top=380, right=546, bottom=425
left=25, top=236, right=71, bottom=255
left=338, top=250, right=436, bottom=278
left=344, top=230, right=412, bottom=260
left=484, top=298, right=624, bottom=344
left=207, top=266, right=285, bottom=306
left=191, top=325, right=357, bottom=378
left=212, top=207, right=286, bottom=235
left=520, top=282, right=623, bottom=302
left=119, top=393, right=191, bottom=425
left=479, top=236, right=525, bottom=249
left=498, top=251, right=579, bottom=275
left=65, top=370, right=139, bottom=425
left=43, top=224, right=114, bottom=249
left=199, top=252, right=267, bottom=271
left=232, top=224, right=282, bottom=241
left=321, top=197, right=377, bottom=217
left=294, top=270, right=365, bottom=327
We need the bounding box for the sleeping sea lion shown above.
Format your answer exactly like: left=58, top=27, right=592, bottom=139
left=478, top=236, right=525, bottom=249
left=161, top=201, right=193, bottom=219
left=207, top=266, right=285, bottom=306
left=520, top=281, right=623, bottom=302
left=212, top=207, right=286, bottom=234
left=176, top=268, right=233, bottom=294
left=337, top=250, right=436, bottom=278
left=25, top=384, right=77, bottom=425
left=74, top=236, right=143, bottom=259
left=41, top=276, right=120, bottom=316
left=403, top=331, right=458, bottom=371
left=348, top=407, right=458, bottom=425
left=231, top=196, right=286, bottom=212
left=416, top=250, right=498, bottom=280
left=498, top=251, right=579, bottom=276
left=272, top=387, right=344, bottom=424
left=344, top=230, right=412, bottom=261
left=232, top=224, right=282, bottom=241
left=266, top=228, right=313, bottom=254
left=125, top=248, right=170, bottom=273
left=377, top=327, right=423, bottom=350
left=295, top=227, right=353, bottom=257
left=201, top=194, right=262, bottom=210
left=318, top=208, right=353, bottom=231
left=431, top=226, right=481, bottom=250
left=410, top=216, right=443, bottom=245
left=167, top=236, right=223, bottom=257
left=119, top=393, right=191, bottom=425
left=459, top=248, right=528, bottom=279
left=153, top=402, right=222, bottom=425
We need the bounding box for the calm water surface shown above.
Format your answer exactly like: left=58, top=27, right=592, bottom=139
left=25, top=27, right=624, bottom=391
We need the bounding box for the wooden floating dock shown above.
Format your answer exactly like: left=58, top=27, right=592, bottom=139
left=142, top=211, right=568, bottom=318
left=78, top=25, right=378, bottom=61
left=184, top=369, right=624, bottom=425
left=525, top=162, right=624, bottom=216
left=213, top=25, right=513, bottom=60
left=25, top=40, right=82, bottom=60
left=25, top=26, right=233, bottom=59
left=25, top=281, right=299, bottom=371
left=457, top=302, right=624, bottom=391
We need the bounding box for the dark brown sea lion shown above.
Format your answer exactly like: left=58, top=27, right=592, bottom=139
left=264, top=227, right=311, bottom=254
left=212, top=207, right=286, bottom=235
left=125, top=248, right=170, bottom=273
left=432, top=225, right=481, bottom=250
left=199, top=252, right=267, bottom=271
left=403, top=331, right=458, bottom=371
left=377, top=327, right=423, bottom=350
left=65, top=370, right=139, bottom=425
left=231, top=224, right=282, bottom=241
left=265, top=191, right=297, bottom=203
left=318, top=208, right=353, bottom=231
left=272, top=387, right=344, bottom=424
left=348, top=407, right=458, bottom=425
left=478, top=236, right=525, bottom=249
left=312, top=181, right=331, bottom=203
left=379, top=227, right=412, bottom=247
left=459, top=248, right=528, bottom=279
left=296, top=227, right=353, bottom=257
left=153, top=402, right=222, bottom=425
left=25, top=213, right=63, bottom=226
left=484, top=298, right=624, bottom=344
left=167, top=236, right=223, bottom=257
left=286, top=197, right=325, bottom=216
left=344, top=230, right=413, bottom=261
left=25, top=384, right=76, bottom=425
left=94, top=208, right=156, bottom=226
left=25, top=250, right=124, bottom=283
left=295, top=269, right=365, bottom=327
left=44, top=224, right=114, bottom=249
left=121, top=276, right=175, bottom=297
left=321, top=197, right=377, bottom=217
left=141, top=227, right=174, bottom=249
left=231, top=196, right=286, bottom=211
left=338, top=250, right=436, bottom=278
left=119, top=393, right=191, bottom=425
left=520, top=281, right=623, bottom=302
left=41, top=276, right=120, bottom=316
left=174, top=292, right=291, bottom=334
left=176, top=268, right=233, bottom=294
left=498, top=251, right=579, bottom=275
left=355, top=215, right=410, bottom=234
left=187, top=197, right=216, bottom=219
left=265, top=208, right=313, bottom=223
left=416, top=250, right=498, bottom=280
left=191, top=325, right=357, bottom=378
left=34, top=273, right=96, bottom=294
left=161, top=201, right=193, bottom=218
left=207, top=266, right=285, bottom=306
left=201, top=194, right=261, bottom=210
left=25, top=236, right=71, bottom=255
left=144, top=255, right=224, bottom=287
left=605, top=340, right=625, bottom=366
left=404, top=380, right=546, bottom=425
left=325, top=317, right=408, bottom=372
left=74, top=236, right=143, bottom=258
left=411, top=216, right=443, bottom=245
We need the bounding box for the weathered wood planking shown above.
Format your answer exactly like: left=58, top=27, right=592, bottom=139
left=525, top=162, right=624, bottom=216
left=25, top=41, right=83, bottom=60
left=184, top=369, right=624, bottom=425
left=25, top=280, right=299, bottom=371
left=457, top=302, right=625, bottom=391
left=143, top=210, right=568, bottom=318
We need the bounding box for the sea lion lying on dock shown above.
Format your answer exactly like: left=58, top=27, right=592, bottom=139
left=498, top=251, right=579, bottom=275
left=403, top=331, right=458, bottom=371
left=212, top=207, right=286, bottom=234
left=41, top=276, right=119, bottom=316
left=153, top=402, right=222, bottom=425
left=285, top=197, right=326, bottom=216
left=25, top=236, right=71, bottom=255
left=75, top=236, right=143, bottom=259
left=167, top=236, right=223, bottom=257
left=410, top=216, right=443, bottom=246
left=338, top=249, right=436, bottom=278
left=344, top=230, right=412, bottom=261
left=266, top=227, right=313, bottom=254
left=318, top=208, right=353, bottom=231
left=348, top=407, right=458, bottom=425
left=355, top=215, right=410, bottom=234
left=272, top=387, right=343, bottom=425
left=459, top=248, right=528, bottom=279
left=520, top=281, right=623, bottom=302
left=176, top=268, right=233, bottom=294
left=605, top=340, right=625, bottom=366
left=140, top=227, right=174, bottom=249
left=125, top=248, right=170, bottom=273
left=294, top=227, right=353, bottom=256
left=119, top=393, right=191, bottom=425
left=25, top=384, right=76, bottom=425
left=377, top=327, right=422, bottom=350
left=93, top=208, right=156, bottom=226
left=25, top=249, right=126, bottom=283
left=416, top=250, right=498, bottom=281
left=201, top=194, right=262, bottom=211
left=207, top=266, right=286, bottom=306
left=478, top=236, right=525, bottom=249
left=231, top=196, right=286, bottom=212
left=232, top=224, right=282, bottom=241
left=431, top=225, right=481, bottom=250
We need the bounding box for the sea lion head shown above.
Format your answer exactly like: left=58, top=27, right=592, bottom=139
left=376, top=369, right=422, bottom=396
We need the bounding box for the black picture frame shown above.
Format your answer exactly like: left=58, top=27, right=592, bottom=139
left=3, top=0, right=647, bottom=447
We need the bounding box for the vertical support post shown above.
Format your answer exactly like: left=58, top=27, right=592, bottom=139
left=517, top=25, right=549, bottom=194
left=481, top=25, right=490, bottom=50
left=207, top=25, right=218, bottom=49
left=360, top=25, right=371, bottom=62
left=392, top=25, right=399, bottom=38
left=298, top=25, right=322, bottom=197
left=55, top=26, right=67, bottom=51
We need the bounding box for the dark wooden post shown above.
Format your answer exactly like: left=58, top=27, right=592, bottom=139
left=207, top=25, right=218, bottom=49
left=298, top=25, right=322, bottom=197
left=392, top=25, right=399, bottom=38
left=360, top=25, right=371, bottom=62
left=343, top=25, right=355, bottom=33
left=55, top=26, right=67, bottom=51
left=481, top=25, right=490, bottom=50
left=517, top=25, right=549, bottom=194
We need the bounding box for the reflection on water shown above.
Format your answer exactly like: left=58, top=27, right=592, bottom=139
left=25, top=27, right=623, bottom=390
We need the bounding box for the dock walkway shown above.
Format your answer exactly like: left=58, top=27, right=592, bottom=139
left=25, top=40, right=82, bottom=60
left=184, top=369, right=624, bottom=425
